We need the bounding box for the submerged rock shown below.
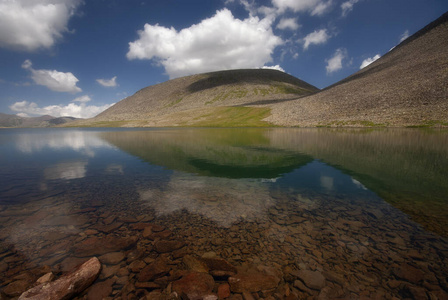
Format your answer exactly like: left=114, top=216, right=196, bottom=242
left=73, top=236, right=138, bottom=257
left=172, top=271, right=215, bottom=300
left=19, top=257, right=101, bottom=299
left=228, top=273, right=280, bottom=293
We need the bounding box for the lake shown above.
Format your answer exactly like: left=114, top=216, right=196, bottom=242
left=0, top=127, right=447, bottom=299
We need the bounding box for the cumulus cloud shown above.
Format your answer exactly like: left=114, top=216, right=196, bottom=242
left=9, top=100, right=114, bottom=119
left=127, top=8, right=283, bottom=79
left=276, top=18, right=300, bottom=30
left=72, top=95, right=91, bottom=103
left=360, top=54, right=380, bottom=69
left=399, top=30, right=410, bottom=43
left=341, top=0, right=359, bottom=17
left=303, top=29, right=330, bottom=50
left=96, top=76, right=118, bottom=87
left=22, top=60, right=81, bottom=93
left=326, top=48, right=347, bottom=74
left=272, top=0, right=331, bottom=15
left=0, top=0, right=81, bottom=51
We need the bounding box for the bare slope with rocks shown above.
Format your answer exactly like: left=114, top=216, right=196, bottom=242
left=267, top=11, right=448, bottom=127
left=77, top=69, right=319, bottom=127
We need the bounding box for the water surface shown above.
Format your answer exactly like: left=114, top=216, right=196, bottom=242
left=0, top=128, right=447, bottom=299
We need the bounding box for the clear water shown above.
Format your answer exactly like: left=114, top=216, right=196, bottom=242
left=1, top=128, right=447, bottom=299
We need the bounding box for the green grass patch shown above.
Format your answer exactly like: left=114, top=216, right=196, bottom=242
left=317, top=120, right=387, bottom=127
left=406, top=120, right=448, bottom=128
left=165, top=98, right=183, bottom=108
left=68, top=120, right=132, bottom=127
left=206, top=90, right=249, bottom=105
left=183, top=106, right=273, bottom=127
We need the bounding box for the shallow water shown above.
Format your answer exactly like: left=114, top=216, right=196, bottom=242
left=0, top=128, right=447, bottom=299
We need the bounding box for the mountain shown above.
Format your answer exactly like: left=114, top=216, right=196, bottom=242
left=0, top=113, right=80, bottom=128
left=267, top=11, right=448, bottom=127
left=74, top=69, right=319, bottom=127
left=73, top=11, right=447, bottom=128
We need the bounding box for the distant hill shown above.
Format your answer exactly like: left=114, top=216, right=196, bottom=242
left=70, top=11, right=448, bottom=128
left=0, top=113, right=80, bottom=128
left=73, top=69, right=319, bottom=127
left=267, top=11, right=448, bottom=127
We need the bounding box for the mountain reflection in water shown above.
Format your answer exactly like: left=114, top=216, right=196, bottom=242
left=1, top=128, right=448, bottom=299
left=100, top=128, right=448, bottom=237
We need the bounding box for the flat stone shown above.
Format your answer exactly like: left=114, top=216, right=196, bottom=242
left=202, top=257, right=237, bottom=273
left=393, top=264, right=425, bottom=284
left=295, top=270, right=326, bottom=290
left=229, top=273, right=280, bottom=293
left=129, top=260, right=147, bottom=272
left=36, top=272, right=55, bottom=284
left=218, top=283, right=231, bottom=299
left=183, top=255, right=209, bottom=273
left=92, top=222, right=123, bottom=233
left=98, top=252, right=125, bottom=265
left=87, top=278, right=115, bottom=300
left=73, top=236, right=138, bottom=257
left=19, top=257, right=101, bottom=300
left=172, top=272, right=215, bottom=300
left=3, top=280, right=31, bottom=297
left=138, top=257, right=171, bottom=282
left=154, top=240, right=185, bottom=253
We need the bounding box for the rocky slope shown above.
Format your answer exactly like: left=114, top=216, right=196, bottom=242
left=267, top=11, right=448, bottom=127
left=75, top=69, right=319, bottom=127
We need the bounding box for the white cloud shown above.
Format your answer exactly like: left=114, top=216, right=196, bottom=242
left=72, top=95, right=91, bottom=103
left=303, top=29, right=330, bottom=50
left=127, top=8, right=283, bottom=79
left=9, top=100, right=114, bottom=119
left=96, top=76, right=118, bottom=87
left=22, top=59, right=81, bottom=93
left=272, top=0, right=331, bottom=15
left=399, top=30, right=410, bottom=43
left=276, top=18, right=300, bottom=30
left=0, top=0, right=81, bottom=51
left=360, top=54, right=380, bottom=69
left=341, top=0, right=359, bottom=17
left=262, top=65, right=285, bottom=72
left=310, top=0, right=333, bottom=16
left=326, top=48, right=347, bottom=74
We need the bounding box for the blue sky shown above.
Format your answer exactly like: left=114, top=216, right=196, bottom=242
left=0, top=0, right=447, bottom=118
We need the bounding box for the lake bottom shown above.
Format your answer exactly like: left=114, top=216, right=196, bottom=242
left=1, top=179, right=447, bottom=300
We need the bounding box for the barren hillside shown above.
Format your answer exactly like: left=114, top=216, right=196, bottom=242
left=79, top=69, right=318, bottom=127
left=267, top=12, right=448, bottom=127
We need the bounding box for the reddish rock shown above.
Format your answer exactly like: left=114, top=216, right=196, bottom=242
left=73, top=235, right=138, bottom=257
left=228, top=273, right=280, bottom=293
left=202, top=257, right=237, bottom=273
left=296, top=270, right=326, bottom=290
left=172, top=272, right=215, bottom=300
left=135, top=282, right=161, bottom=289
left=92, top=222, right=123, bottom=233
left=60, top=257, right=90, bottom=273
left=393, top=264, right=425, bottom=284
left=87, top=278, right=115, bottom=300
left=129, top=260, right=147, bottom=272
left=19, top=257, right=101, bottom=300
left=131, top=222, right=152, bottom=230
left=183, top=255, right=209, bottom=273
left=3, top=280, right=31, bottom=297
left=218, top=283, right=231, bottom=299
left=138, top=257, right=171, bottom=282
left=154, top=240, right=185, bottom=253
left=98, top=252, right=125, bottom=265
